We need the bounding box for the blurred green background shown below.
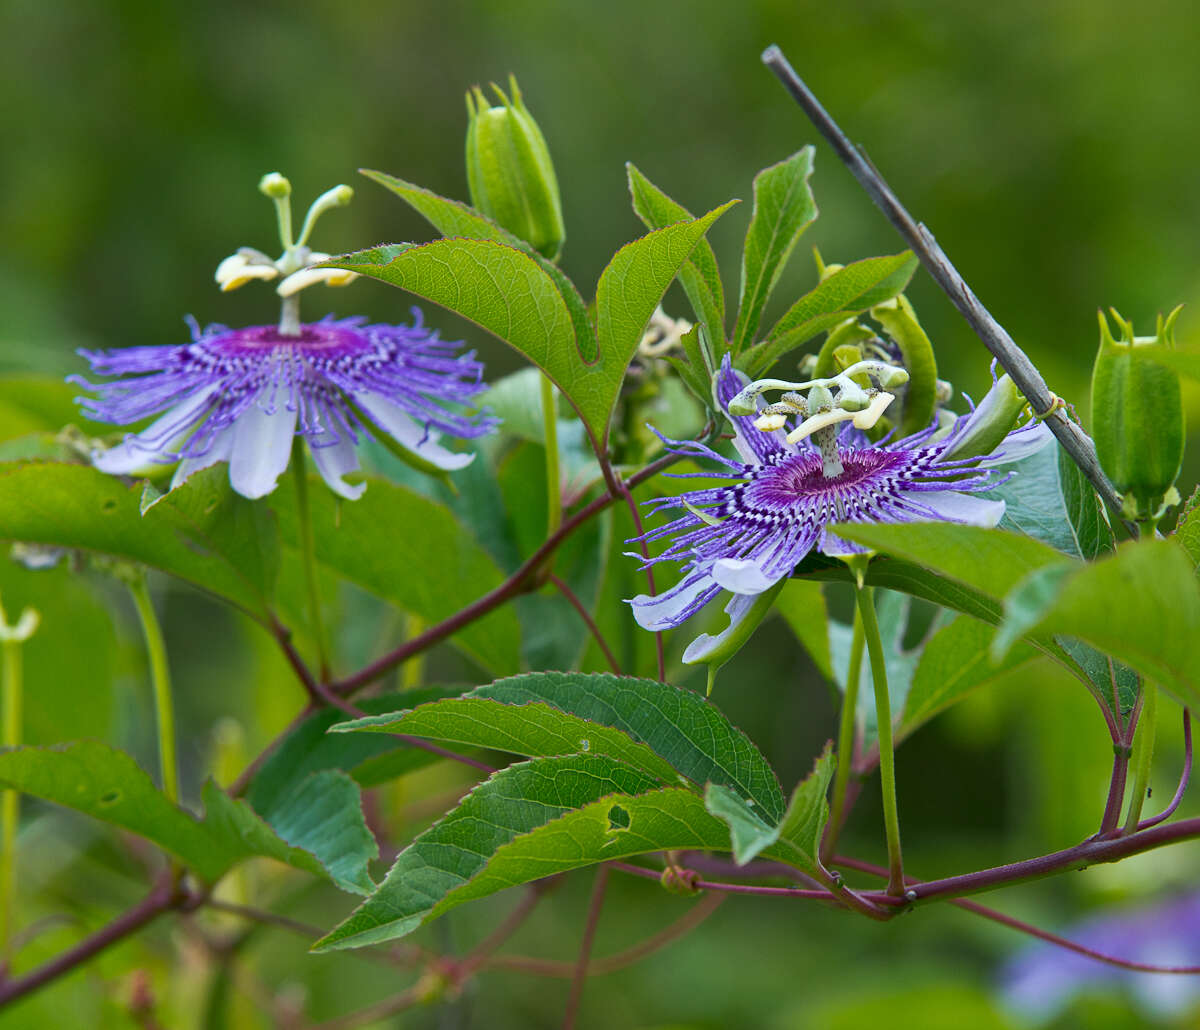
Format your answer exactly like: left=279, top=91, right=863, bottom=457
left=3, top=0, right=1200, bottom=1027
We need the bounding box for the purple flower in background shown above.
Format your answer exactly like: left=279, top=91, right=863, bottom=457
left=628, top=356, right=1050, bottom=659
left=74, top=309, right=497, bottom=500
left=1003, top=892, right=1200, bottom=1022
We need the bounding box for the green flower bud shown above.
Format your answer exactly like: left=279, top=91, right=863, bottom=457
left=870, top=295, right=938, bottom=438
left=1091, top=307, right=1185, bottom=520
left=465, top=75, right=565, bottom=260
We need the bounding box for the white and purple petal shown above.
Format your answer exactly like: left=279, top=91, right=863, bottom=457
left=75, top=311, right=496, bottom=500
left=629, top=570, right=722, bottom=632
left=309, top=434, right=366, bottom=500
left=230, top=394, right=298, bottom=498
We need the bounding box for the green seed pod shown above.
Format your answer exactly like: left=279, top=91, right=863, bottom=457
left=1091, top=307, right=1184, bottom=520
left=465, top=75, right=565, bottom=261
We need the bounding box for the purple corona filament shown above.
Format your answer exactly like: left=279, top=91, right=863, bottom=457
left=74, top=309, right=498, bottom=500
left=628, top=356, right=1051, bottom=659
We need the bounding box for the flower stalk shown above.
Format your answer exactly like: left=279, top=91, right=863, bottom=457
left=822, top=607, right=865, bottom=864
left=856, top=585, right=904, bottom=895
left=291, top=439, right=332, bottom=680
left=540, top=374, right=562, bottom=537
left=127, top=574, right=179, bottom=807
left=0, top=597, right=37, bottom=960
left=1123, top=682, right=1158, bottom=833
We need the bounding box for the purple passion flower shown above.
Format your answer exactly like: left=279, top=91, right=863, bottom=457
left=1003, top=892, right=1200, bottom=1021
left=629, top=356, right=1051, bottom=660
left=73, top=310, right=498, bottom=500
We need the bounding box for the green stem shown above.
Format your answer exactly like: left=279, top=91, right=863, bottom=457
left=540, top=374, right=561, bottom=537
left=822, top=608, right=865, bottom=864
left=856, top=585, right=904, bottom=895
left=128, top=576, right=179, bottom=807
left=402, top=614, right=425, bottom=689
left=1, top=638, right=22, bottom=956
left=1123, top=682, right=1158, bottom=832
left=291, top=440, right=331, bottom=680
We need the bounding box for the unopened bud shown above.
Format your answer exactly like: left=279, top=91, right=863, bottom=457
left=465, top=75, right=565, bottom=260
left=1091, top=307, right=1185, bottom=519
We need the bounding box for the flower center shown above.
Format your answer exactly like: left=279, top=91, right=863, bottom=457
left=206, top=324, right=374, bottom=358
left=742, top=448, right=902, bottom=515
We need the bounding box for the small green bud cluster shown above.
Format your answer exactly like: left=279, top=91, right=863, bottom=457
left=1091, top=307, right=1185, bottom=522
left=465, top=75, right=565, bottom=261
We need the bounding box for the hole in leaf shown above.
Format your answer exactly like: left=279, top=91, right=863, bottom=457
left=98, top=790, right=122, bottom=806
left=607, top=804, right=630, bottom=832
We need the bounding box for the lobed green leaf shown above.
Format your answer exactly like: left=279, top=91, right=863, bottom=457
left=360, top=171, right=598, bottom=366
left=328, top=206, right=732, bottom=446
left=626, top=163, right=726, bottom=343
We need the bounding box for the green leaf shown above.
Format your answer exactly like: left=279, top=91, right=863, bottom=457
left=202, top=773, right=376, bottom=895
left=774, top=742, right=835, bottom=874
left=272, top=475, right=520, bottom=675
left=990, top=444, right=1114, bottom=560
left=819, top=524, right=1137, bottom=710
left=330, top=206, right=733, bottom=446
left=480, top=367, right=554, bottom=445
left=0, top=559, right=118, bottom=746
left=339, top=696, right=683, bottom=784
left=704, top=783, right=781, bottom=865
left=594, top=203, right=736, bottom=444
left=665, top=324, right=719, bottom=411
left=993, top=540, right=1200, bottom=710
left=829, top=523, right=1067, bottom=603
left=0, top=742, right=376, bottom=893
left=1057, top=445, right=1115, bottom=560
left=0, top=375, right=110, bottom=438
left=899, top=616, right=1038, bottom=742
left=775, top=580, right=834, bottom=682
left=337, top=671, right=785, bottom=821
left=732, top=149, right=817, bottom=352
left=1172, top=486, right=1200, bottom=575
left=703, top=743, right=833, bottom=872
left=247, top=687, right=466, bottom=816
left=626, top=163, right=726, bottom=343
left=798, top=553, right=1001, bottom=629
left=0, top=462, right=278, bottom=620
left=313, top=753, right=695, bottom=950
left=361, top=171, right=597, bottom=369
left=743, top=252, right=918, bottom=376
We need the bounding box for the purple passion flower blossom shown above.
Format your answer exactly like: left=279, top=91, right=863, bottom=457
left=74, top=309, right=497, bottom=500
left=1003, top=892, right=1200, bottom=1022
left=629, top=356, right=1051, bottom=660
